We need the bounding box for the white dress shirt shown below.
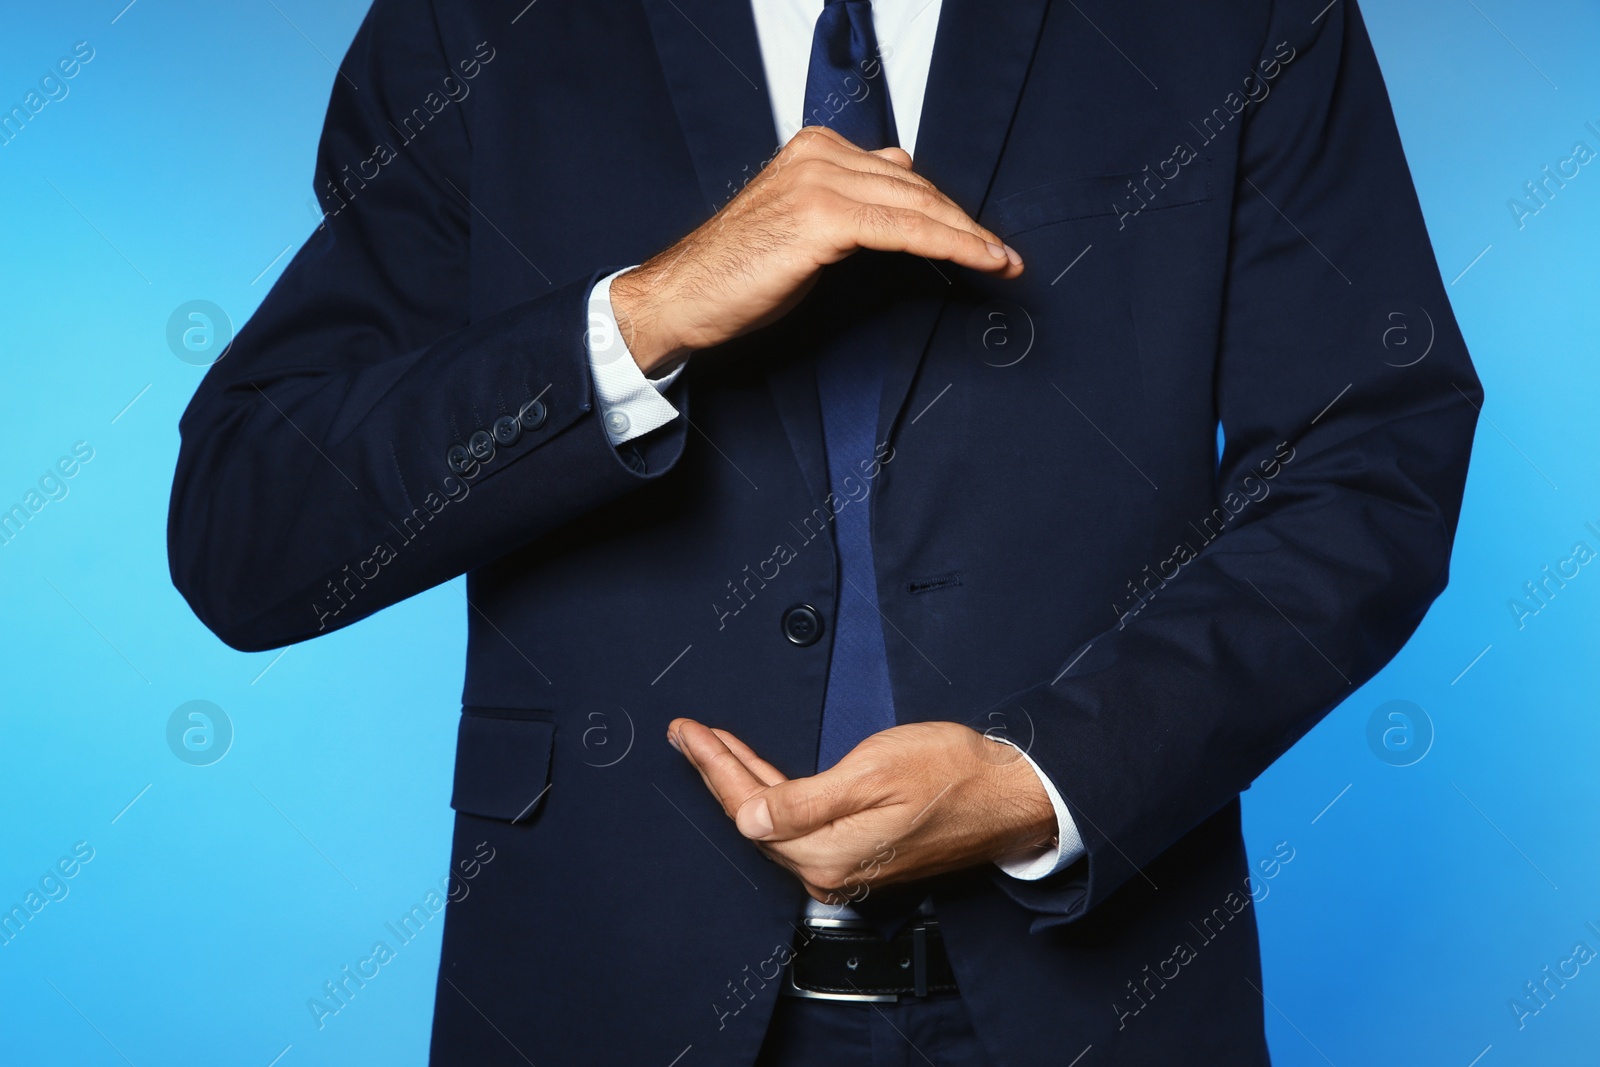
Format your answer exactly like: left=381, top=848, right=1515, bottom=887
left=584, top=0, right=1083, bottom=881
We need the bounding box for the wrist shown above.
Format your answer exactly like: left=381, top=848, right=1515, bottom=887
left=609, top=266, right=692, bottom=375
left=984, top=738, right=1058, bottom=852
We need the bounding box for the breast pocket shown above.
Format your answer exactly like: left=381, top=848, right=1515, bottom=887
left=980, top=159, right=1214, bottom=239
left=450, top=706, right=555, bottom=823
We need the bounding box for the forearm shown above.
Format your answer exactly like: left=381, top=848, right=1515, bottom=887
left=991, top=0, right=1479, bottom=924
left=169, top=268, right=686, bottom=651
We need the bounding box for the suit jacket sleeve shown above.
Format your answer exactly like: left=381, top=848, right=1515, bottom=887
left=992, top=0, right=1481, bottom=929
left=167, top=0, right=687, bottom=653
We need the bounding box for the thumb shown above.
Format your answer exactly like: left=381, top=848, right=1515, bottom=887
left=869, top=146, right=913, bottom=170
left=735, top=765, right=880, bottom=842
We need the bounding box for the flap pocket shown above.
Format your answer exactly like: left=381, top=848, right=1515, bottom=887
left=982, top=162, right=1212, bottom=238
left=450, top=708, right=555, bottom=822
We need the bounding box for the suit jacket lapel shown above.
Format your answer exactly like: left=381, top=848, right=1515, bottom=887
left=637, top=0, right=1052, bottom=499
left=638, top=0, right=835, bottom=502
left=874, top=0, right=1053, bottom=448
left=637, top=0, right=778, bottom=214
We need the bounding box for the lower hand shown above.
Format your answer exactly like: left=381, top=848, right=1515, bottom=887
left=667, top=718, right=1056, bottom=906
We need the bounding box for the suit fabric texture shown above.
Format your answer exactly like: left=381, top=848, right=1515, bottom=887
left=167, top=0, right=1481, bottom=1063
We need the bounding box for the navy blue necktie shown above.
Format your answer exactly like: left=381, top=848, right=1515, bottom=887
left=802, top=0, right=899, bottom=151
left=804, top=1, right=899, bottom=773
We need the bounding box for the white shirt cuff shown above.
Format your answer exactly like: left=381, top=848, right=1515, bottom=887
left=586, top=267, right=683, bottom=446
left=987, top=736, right=1085, bottom=881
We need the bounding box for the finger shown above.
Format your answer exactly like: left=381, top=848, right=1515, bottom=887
left=808, top=143, right=960, bottom=204
left=709, top=728, right=789, bottom=788
left=868, top=146, right=913, bottom=170
left=669, top=719, right=769, bottom=820
left=781, top=131, right=961, bottom=238
left=817, top=167, right=1017, bottom=261
left=826, top=197, right=1025, bottom=277
left=815, top=147, right=967, bottom=208
left=667, top=718, right=732, bottom=806
left=783, top=124, right=872, bottom=158
left=778, top=135, right=1022, bottom=271
left=736, top=758, right=886, bottom=842
left=815, top=161, right=999, bottom=238
left=788, top=127, right=909, bottom=174
left=786, top=128, right=917, bottom=185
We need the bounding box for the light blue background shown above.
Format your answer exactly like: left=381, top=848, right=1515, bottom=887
left=0, top=1, right=1594, bottom=1064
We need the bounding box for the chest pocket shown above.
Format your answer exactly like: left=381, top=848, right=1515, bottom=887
left=980, top=158, right=1213, bottom=239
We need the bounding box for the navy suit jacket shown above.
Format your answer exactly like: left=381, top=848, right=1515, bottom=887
left=168, top=0, right=1480, bottom=1062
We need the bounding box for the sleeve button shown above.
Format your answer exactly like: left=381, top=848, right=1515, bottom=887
left=446, top=444, right=474, bottom=474
left=492, top=414, right=522, bottom=447
left=518, top=399, right=547, bottom=432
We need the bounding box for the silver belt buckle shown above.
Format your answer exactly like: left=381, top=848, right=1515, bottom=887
left=780, top=968, right=899, bottom=1003
left=779, top=915, right=901, bottom=1003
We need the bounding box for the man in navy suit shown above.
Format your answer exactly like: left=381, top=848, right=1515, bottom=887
left=169, top=0, right=1479, bottom=1062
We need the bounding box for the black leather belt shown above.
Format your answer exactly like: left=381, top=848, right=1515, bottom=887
left=781, top=918, right=958, bottom=1002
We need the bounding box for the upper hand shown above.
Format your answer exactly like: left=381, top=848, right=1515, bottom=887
left=667, top=718, right=1056, bottom=906
left=611, top=126, right=1024, bottom=374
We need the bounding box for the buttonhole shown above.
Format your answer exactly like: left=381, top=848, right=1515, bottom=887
left=907, top=572, right=963, bottom=596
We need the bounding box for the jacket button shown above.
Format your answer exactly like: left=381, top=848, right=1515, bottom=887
left=446, top=444, right=474, bottom=474
left=468, top=429, right=495, bottom=461
left=492, top=414, right=522, bottom=447
left=519, top=399, right=547, bottom=432
left=782, top=604, right=823, bottom=647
